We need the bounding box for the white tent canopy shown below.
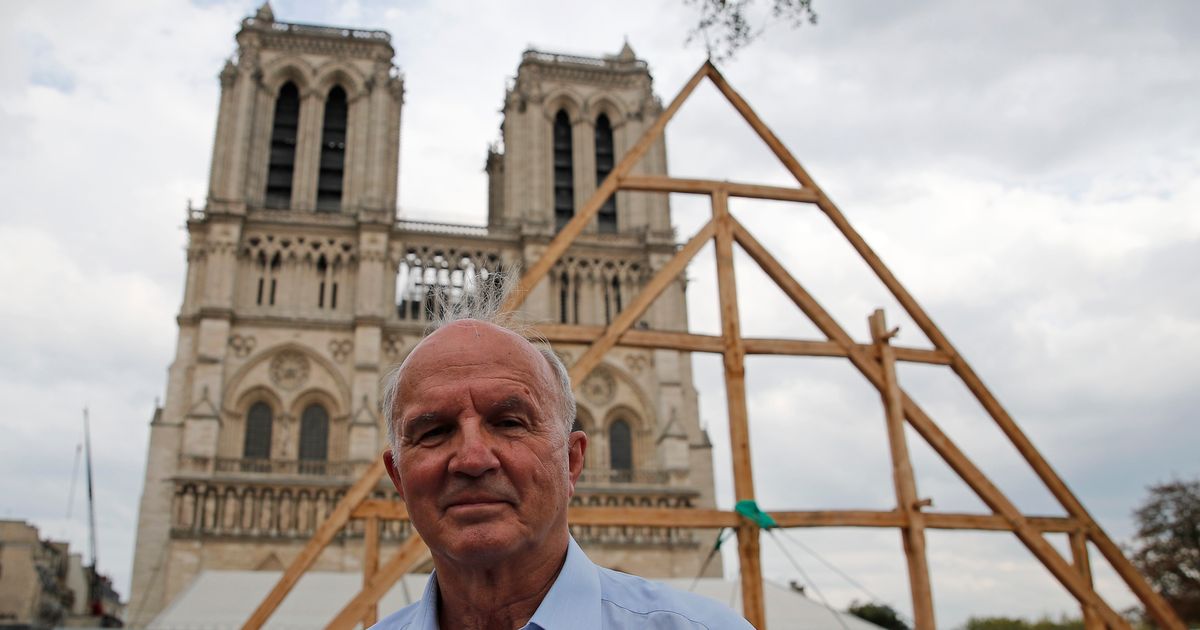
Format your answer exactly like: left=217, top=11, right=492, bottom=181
left=149, top=570, right=884, bottom=630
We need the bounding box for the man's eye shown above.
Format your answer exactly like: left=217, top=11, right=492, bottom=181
left=496, top=417, right=524, bottom=429
left=418, top=425, right=451, bottom=441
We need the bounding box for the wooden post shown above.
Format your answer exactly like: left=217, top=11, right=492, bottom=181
left=1071, top=530, right=1103, bottom=630
left=870, top=310, right=936, bottom=630
left=242, top=459, right=386, bottom=630
left=712, top=189, right=766, bottom=628
left=361, top=516, right=380, bottom=627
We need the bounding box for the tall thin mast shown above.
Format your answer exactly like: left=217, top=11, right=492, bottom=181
left=84, top=407, right=98, bottom=571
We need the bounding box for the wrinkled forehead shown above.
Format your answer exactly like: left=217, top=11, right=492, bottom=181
left=393, top=320, right=556, bottom=414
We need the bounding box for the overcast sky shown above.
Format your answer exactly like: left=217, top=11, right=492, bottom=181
left=1, top=0, right=1197, bottom=627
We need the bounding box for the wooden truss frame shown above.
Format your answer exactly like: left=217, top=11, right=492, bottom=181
left=241, top=62, right=1184, bottom=630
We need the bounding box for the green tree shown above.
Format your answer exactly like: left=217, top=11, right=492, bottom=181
left=684, top=0, right=817, bottom=61
left=846, top=600, right=909, bottom=630
left=1129, top=478, right=1200, bottom=623
left=964, top=615, right=1083, bottom=630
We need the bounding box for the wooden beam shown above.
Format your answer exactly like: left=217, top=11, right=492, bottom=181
left=567, top=219, right=716, bottom=383
left=568, top=507, right=739, bottom=527
left=502, top=62, right=711, bottom=314
left=711, top=187, right=766, bottom=629
left=728, top=216, right=1132, bottom=630
left=535, top=323, right=950, bottom=365
left=569, top=508, right=1080, bottom=531
left=352, top=499, right=409, bottom=520
left=744, top=338, right=952, bottom=365
left=535, top=324, right=725, bottom=353
left=617, top=174, right=820, bottom=203
left=1071, top=530, right=1104, bottom=630
left=346, top=502, right=1078, bottom=533
left=325, top=535, right=431, bottom=630
left=872, top=310, right=935, bottom=630
left=361, top=516, right=380, bottom=628
left=891, top=346, right=953, bottom=365
left=706, top=59, right=1182, bottom=630
left=922, top=513, right=1076, bottom=533
left=241, top=459, right=386, bottom=630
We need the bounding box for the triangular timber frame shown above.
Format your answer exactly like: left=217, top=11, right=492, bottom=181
left=241, top=62, right=1185, bottom=630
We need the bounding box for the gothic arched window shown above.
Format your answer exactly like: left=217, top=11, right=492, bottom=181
left=265, top=82, right=300, bottom=209
left=553, top=110, right=574, bottom=231
left=255, top=251, right=268, bottom=305
left=243, top=402, right=273, bottom=460
left=298, top=404, right=329, bottom=474
left=269, top=253, right=281, bottom=306
left=609, top=419, right=632, bottom=481
left=317, top=86, right=348, bottom=212
left=605, top=275, right=623, bottom=325
left=558, top=271, right=569, bottom=323
left=316, top=255, right=333, bottom=309
left=594, top=114, right=617, bottom=233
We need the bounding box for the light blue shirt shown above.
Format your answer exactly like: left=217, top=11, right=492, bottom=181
left=373, top=537, right=755, bottom=629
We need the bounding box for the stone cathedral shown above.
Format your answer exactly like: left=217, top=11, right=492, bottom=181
left=128, top=6, right=719, bottom=626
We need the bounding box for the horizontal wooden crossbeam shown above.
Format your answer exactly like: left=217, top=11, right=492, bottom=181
left=618, top=175, right=820, bottom=203
left=533, top=324, right=951, bottom=365
left=350, top=500, right=1078, bottom=533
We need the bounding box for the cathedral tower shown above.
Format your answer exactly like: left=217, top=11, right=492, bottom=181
left=129, top=7, right=717, bottom=626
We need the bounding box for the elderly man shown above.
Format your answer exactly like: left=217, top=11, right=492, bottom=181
left=376, top=305, right=754, bottom=629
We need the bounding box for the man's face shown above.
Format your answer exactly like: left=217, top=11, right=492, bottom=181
left=384, top=320, right=586, bottom=568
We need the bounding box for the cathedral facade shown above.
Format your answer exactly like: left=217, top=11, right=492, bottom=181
left=128, top=6, right=718, bottom=627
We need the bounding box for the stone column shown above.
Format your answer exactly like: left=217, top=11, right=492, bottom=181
left=207, top=61, right=238, bottom=202
left=343, top=92, right=369, bottom=211
left=571, top=113, right=591, bottom=226
left=362, top=62, right=389, bottom=211
left=384, top=75, right=404, bottom=210
left=224, top=42, right=261, bottom=208
left=292, top=91, right=324, bottom=211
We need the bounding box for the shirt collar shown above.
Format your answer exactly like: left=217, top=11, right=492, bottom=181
left=411, top=569, right=441, bottom=630
left=524, top=537, right=602, bottom=630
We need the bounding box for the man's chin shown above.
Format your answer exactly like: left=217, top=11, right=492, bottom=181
left=437, top=528, right=528, bottom=566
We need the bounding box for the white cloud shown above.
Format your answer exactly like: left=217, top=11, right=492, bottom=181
left=1, top=0, right=1197, bottom=626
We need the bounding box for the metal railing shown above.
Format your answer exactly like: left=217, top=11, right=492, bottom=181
left=395, top=218, right=489, bottom=236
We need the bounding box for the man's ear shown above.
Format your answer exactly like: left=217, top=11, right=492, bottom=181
left=566, top=431, right=587, bottom=495
left=382, top=448, right=405, bottom=501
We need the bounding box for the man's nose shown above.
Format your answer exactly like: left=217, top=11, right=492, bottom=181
left=448, top=421, right=500, bottom=477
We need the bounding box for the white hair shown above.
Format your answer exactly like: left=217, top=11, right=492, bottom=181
left=381, top=270, right=577, bottom=457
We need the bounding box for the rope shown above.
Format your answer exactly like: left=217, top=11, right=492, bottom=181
left=777, top=529, right=886, bottom=605
left=688, top=528, right=732, bottom=592
left=766, top=529, right=850, bottom=630
left=776, top=529, right=913, bottom=626
left=730, top=500, right=848, bottom=629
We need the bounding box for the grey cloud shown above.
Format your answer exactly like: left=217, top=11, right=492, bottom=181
left=1, top=0, right=1197, bottom=624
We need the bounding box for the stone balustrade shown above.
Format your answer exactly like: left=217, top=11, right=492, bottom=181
left=569, top=489, right=700, bottom=548
left=168, top=467, right=700, bottom=548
